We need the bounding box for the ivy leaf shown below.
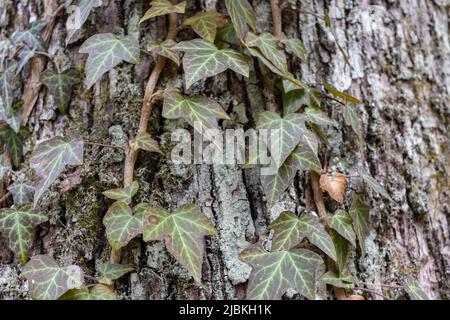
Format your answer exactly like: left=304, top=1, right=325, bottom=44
left=66, top=0, right=102, bottom=32
left=103, top=201, right=145, bottom=250
left=60, top=284, right=116, bottom=300
left=0, top=126, right=23, bottom=168
left=0, top=61, right=17, bottom=114
left=240, top=241, right=324, bottom=300
left=23, top=255, right=79, bottom=300
left=319, top=271, right=355, bottom=289
left=280, top=86, right=310, bottom=115
left=31, top=137, right=84, bottom=206
left=290, top=131, right=322, bottom=173
left=280, top=38, right=307, bottom=62
left=343, top=104, right=362, bottom=138
left=404, top=277, right=429, bottom=300
left=304, top=107, right=337, bottom=127
left=7, top=180, right=34, bottom=206
left=16, top=46, right=36, bottom=74
left=246, top=46, right=287, bottom=78
left=97, top=263, right=134, bottom=285
left=147, top=39, right=180, bottom=65
left=133, top=132, right=162, bottom=154
left=102, top=181, right=139, bottom=204
left=173, top=39, right=250, bottom=89
left=224, top=0, right=256, bottom=40
left=303, top=215, right=337, bottom=262
left=0, top=206, right=48, bottom=263
left=245, top=32, right=288, bottom=73
left=140, top=0, right=186, bottom=23
left=183, top=11, right=224, bottom=43
left=361, top=172, right=392, bottom=201
left=42, top=70, right=79, bottom=113
left=268, top=211, right=311, bottom=251
left=11, top=20, right=46, bottom=51
left=328, top=210, right=356, bottom=247
left=162, top=89, right=229, bottom=140
left=216, top=23, right=240, bottom=47
left=143, top=204, right=217, bottom=283
left=0, top=155, right=11, bottom=179
left=330, top=230, right=349, bottom=273
left=0, top=97, right=21, bottom=133
left=349, top=198, right=370, bottom=256
left=79, top=33, right=140, bottom=89
left=324, top=84, right=362, bottom=104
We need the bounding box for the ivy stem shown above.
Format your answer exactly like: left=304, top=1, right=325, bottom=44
left=270, top=0, right=283, bottom=38
left=34, top=51, right=61, bottom=73
left=354, top=287, right=390, bottom=300
left=110, top=1, right=179, bottom=265
left=84, top=141, right=125, bottom=150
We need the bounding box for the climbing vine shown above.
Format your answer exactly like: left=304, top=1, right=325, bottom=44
left=0, top=0, right=430, bottom=300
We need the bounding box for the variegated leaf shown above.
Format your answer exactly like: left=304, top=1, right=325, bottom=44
left=224, top=0, right=256, bottom=40
left=349, top=198, right=370, bottom=256
left=280, top=38, right=307, bottom=62
left=102, top=181, right=139, bottom=204
left=79, top=33, right=140, bottom=89
left=0, top=206, right=48, bottom=263
left=147, top=39, right=180, bottom=65
left=183, top=11, right=224, bottom=43
left=361, top=172, right=392, bottom=201
left=304, top=107, right=337, bottom=127
left=0, top=125, right=23, bottom=168
left=143, top=204, right=217, bottom=283
left=240, top=241, right=324, bottom=300
left=31, top=137, right=84, bottom=206
left=42, top=70, right=79, bottom=113
left=60, top=284, right=116, bottom=300
left=173, top=39, right=250, bottom=88
left=330, top=229, right=349, bottom=273
left=7, top=180, right=34, bottom=206
left=0, top=61, right=17, bottom=114
left=404, top=277, right=430, bottom=300
left=11, top=20, right=46, bottom=51
left=103, top=201, right=145, bottom=250
left=290, top=131, right=321, bottom=173
left=319, top=271, right=355, bottom=289
left=0, top=97, right=21, bottom=133
left=343, top=103, right=362, bottom=138
left=281, top=86, right=310, bottom=114
left=140, top=0, right=186, bottom=23
left=328, top=210, right=356, bottom=247
left=245, top=32, right=288, bottom=73
left=133, top=132, right=162, bottom=154
left=16, top=46, right=36, bottom=74
left=216, top=23, right=240, bottom=46
left=97, top=263, right=134, bottom=285
left=0, top=155, right=11, bottom=179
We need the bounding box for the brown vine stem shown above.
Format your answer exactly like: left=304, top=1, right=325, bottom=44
left=109, top=2, right=179, bottom=264
left=270, top=0, right=283, bottom=38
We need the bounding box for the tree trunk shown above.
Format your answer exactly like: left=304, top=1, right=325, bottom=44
left=0, top=0, right=449, bottom=300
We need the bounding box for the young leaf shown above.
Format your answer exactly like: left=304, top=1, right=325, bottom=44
left=147, top=39, right=180, bottom=65
left=31, top=137, right=84, bottom=205
left=133, top=132, right=162, bottom=154
left=290, top=131, right=321, bottom=173
left=224, top=0, right=256, bottom=40
left=79, top=33, right=140, bottom=89
left=103, top=201, right=145, bottom=250
left=162, top=89, right=230, bottom=139
left=140, top=0, right=186, bottom=23
left=245, top=32, right=288, bottom=72
left=173, top=39, right=250, bottom=88
left=280, top=38, right=307, bottom=62
left=324, top=84, right=362, bottom=104
left=97, top=263, right=134, bottom=285
left=261, top=157, right=297, bottom=208
left=60, top=284, right=116, bottom=300
left=328, top=210, right=356, bottom=247
left=330, top=229, right=349, bottom=273
left=0, top=206, right=48, bottom=263
left=349, top=198, right=370, bottom=256
left=304, top=107, right=337, bottom=127
left=11, top=20, right=47, bottom=51
left=7, top=180, right=34, bottom=206
left=143, top=204, right=217, bottom=283
left=0, top=125, right=23, bottom=168
left=361, top=172, right=392, bottom=201
left=23, top=255, right=80, bottom=300
left=240, top=241, right=324, bottom=300
left=404, top=277, right=430, bottom=300
left=343, top=103, right=362, bottom=138
left=319, top=172, right=347, bottom=203
left=268, top=211, right=311, bottom=251
left=42, top=70, right=79, bottom=113
left=0, top=61, right=17, bottom=114
left=102, top=181, right=139, bottom=204
left=183, top=11, right=224, bottom=43
left=319, top=271, right=355, bottom=289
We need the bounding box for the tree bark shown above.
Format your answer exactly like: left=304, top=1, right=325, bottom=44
left=0, top=0, right=449, bottom=300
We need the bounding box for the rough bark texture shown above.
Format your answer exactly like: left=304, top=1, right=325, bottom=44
left=0, top=0, right=449, bottom=300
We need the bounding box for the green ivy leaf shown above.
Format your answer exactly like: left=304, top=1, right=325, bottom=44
left=0, top=61, right=17, bottom=114
left=328, top=210, right=356, bottom=247
left=404, top=277, right=429, bottom=300
left=245, top=32, right=288, bottom=72
left=324, top=84, right=362, bottom=104
left=133, top=132, right=162, bottom=154
left=280, top=38, right=307, bottom=62
left=103, top=201, right=145, bottom=250
left=349, top=198, right=370, bottom=256
left=216, top=23, right=240, bottom=47
left=183, top=11, right=223, bottom=43
left=260, top=158, right=297, bottom=208
left=103, top=181, right=139, bottom=204
left=290, top=131, right=321, bottom=173
left=0, top=206, right=48, bottom=263
left=224, top=0, right=256, bottom=40
left=343, top=103, right=362, bottom=138
left=97, top=263, right=134, bottom=285
left=42, top=70, right=79, bottom=113
left=11, top=20, right=46, bottom=51
left=361, top=172, right=392, bottom=201
left=16, top=46, right=36, bottom=74
left=330, top=230, right=349, bottom=273
left=60, top=284, right=116, bottom=300
left=280, top=86, right=310, bottom=115
left=0, top=96, right=21, bottom=133
left=143, top=204, right=217, bottom=283
left=147, top=39, right=180, bottom=65
left=79, top=33, right=140, bottom=89
left=173, top=39, right=250, bottom=88
left=304, top=107, right=337, bottom=127
left=31, top=137, right=84, bottom=206
left=0, top=125, right=23, bottom=168
left=0, top=155, right=11, bottom=179
left=7, top=180, right=34, bottom=206
left=140, top=0, right=186, bottom=23
left=23, top=255, right=78, bottom=300
left=319, top=271, right=355, bottom=289
left=247, top=46, right=286, bottom=77
left=162, top=89, right=229, bottom=139
left=240, top=241, right=324, bottom=299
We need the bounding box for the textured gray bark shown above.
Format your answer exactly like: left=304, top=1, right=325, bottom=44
left=0, top=0, right=449, bottom=300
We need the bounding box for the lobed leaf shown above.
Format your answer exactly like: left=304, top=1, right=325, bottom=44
left=245, top=32, right=288, bottom=73
left=268, top=211, right=311, bottom=251
left=290, top=130, right=321, bottom=173
left=280, top=38, right=307, bottom=62
left=0, top=125, right=23, bottom=168
left=7, top=180, right=34, bottom=206
left=0, top=61, right=17, bottom=114
left=330, top=230, right=349, bottom=273
left=102, top=181, right=139, bottom=204
left=303, top=215, right=337, bottom=262
left=349, top=198, right=370, bottom=256
left=42, top=70, right=79, bottom=113
left=183, top=11, right=224, bottom=43
left=147, top=39, right=180, bottom=65
left=343, top=103, right=362, bottom=138
left=304, top=107, right=337, bottom=127
left=280, top=86, right=310, bottom=114
left=133, top=132, right=162, bottom=154
left=0, top=96, right=21, bottom=134
left=224, top=0, right=256, bottom=40
left=97, top=263, right=134, bottom=285
left=60, top=284, right=116, bottom=300
left=16, top=46, right=36, bottom=74
left=11, top=20, right=46, bottom=51
left=140, top=0, right=186, bottom=23
left=361, top=172, right=393, bottom=201
left=319, top=271, right=355, bottom=289
left=328, top=210, right=356, bottom=247
left=143, top=204, right=217, bottom=283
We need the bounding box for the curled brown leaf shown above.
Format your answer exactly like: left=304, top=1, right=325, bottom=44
left=319, top=172, right=347, bottom=203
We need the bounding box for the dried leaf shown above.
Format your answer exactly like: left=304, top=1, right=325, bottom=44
left=140, top=0, right=186, bottom=23
left=319, top=172, right=347, bottom=203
